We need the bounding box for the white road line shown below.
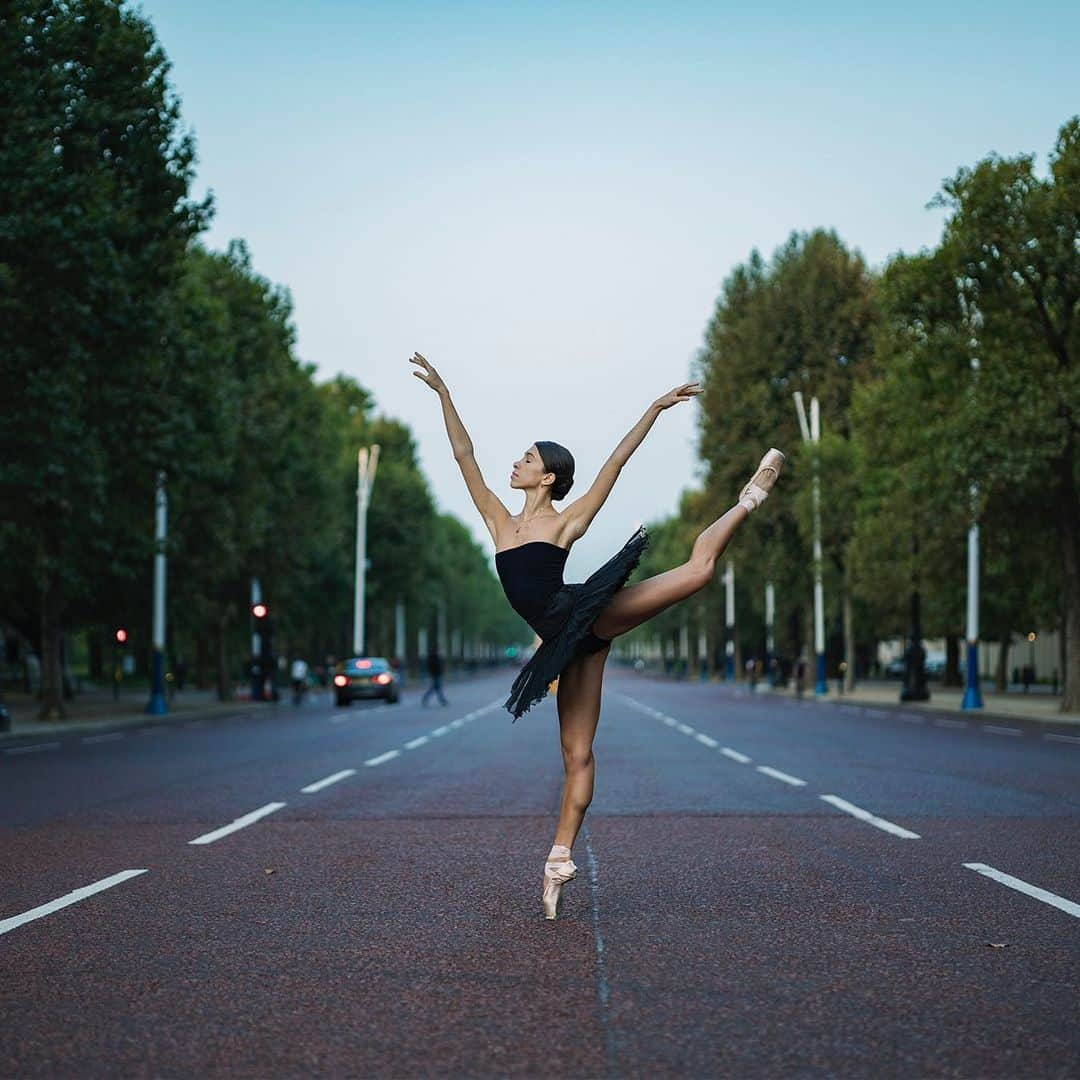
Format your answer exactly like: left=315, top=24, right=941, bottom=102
left=301, top=769, right=356, bottom=793
left=756, top=765, right=807, bottom=787
left=820, top=795, right=921, bottom=839
left=695, top=733, right=719, bottom=748
left=430, top=726, right=450, bottom=737
left=364, top=750, right=400, bottom=767
left=82, top=732, right=125, bottom=744
left=450, top=718, right=465, bottom=728
left=188, top=802, right=286, bottom=845
left=963, top=863, right=1080, bottom=919
left=934, top=718, right=968, bottom=729
left=4, top=742, right=61, bottom=755
left=661, top=716, right=677, bottom=727
left=404, top=735, right=430, bottom=750
left=1045, top=733, right=1080, bottom=745
left=675, top=723, right=696, bottom=735
left=982, top=725, right=1023, bottom=737
left=721, top=747, right=752, bottom=764
left=0, top=869, right=149, bottom=936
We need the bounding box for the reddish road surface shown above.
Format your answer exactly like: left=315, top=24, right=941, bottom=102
left=2, top=667, right=1079, bottom=1078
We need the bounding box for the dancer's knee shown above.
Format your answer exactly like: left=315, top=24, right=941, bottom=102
left=684, top=554, right=715, bottom=591
left=561, top=743, right=594, bottom=774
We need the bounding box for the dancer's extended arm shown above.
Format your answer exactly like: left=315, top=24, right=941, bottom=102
left=409, top=352, right=510, bottom=541
left=563, top=381, right=702, bottom=541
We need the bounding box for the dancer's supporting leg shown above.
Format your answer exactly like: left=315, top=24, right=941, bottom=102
left=552, top=642, right=610, bottom=849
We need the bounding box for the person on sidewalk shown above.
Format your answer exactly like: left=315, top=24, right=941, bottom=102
left=290, top=657, right=309, bottom=705
left=422, top=650, right=448, bottom=707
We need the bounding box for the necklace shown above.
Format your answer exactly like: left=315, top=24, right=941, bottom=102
left=514, top=510, right=554, bottom=536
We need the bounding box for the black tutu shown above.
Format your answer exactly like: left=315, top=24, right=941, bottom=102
left=504, top=525, right=648, bottom=720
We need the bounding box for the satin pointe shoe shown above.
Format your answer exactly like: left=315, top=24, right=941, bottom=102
left=542, top=844, right=577, bottom=921
left=738, top=448, right=785, bottom=513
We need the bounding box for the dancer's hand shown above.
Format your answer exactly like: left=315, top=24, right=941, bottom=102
left=653, top=382, right=703, bottom=411
left=410, top=352, right=447, bottom=395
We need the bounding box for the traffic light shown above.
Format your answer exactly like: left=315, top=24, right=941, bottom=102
left=252, top=603, right=268, bottom=620
left=115, top=628, right=128, bottom=644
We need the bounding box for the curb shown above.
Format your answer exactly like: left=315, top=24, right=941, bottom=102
left=0, top=699, right=265, bottom=747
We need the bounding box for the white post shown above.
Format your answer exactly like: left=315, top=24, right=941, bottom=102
left=724, top=559, right=735, bottom=679
left=394, top=601, right=406, bottom=662
left=795, top=391, right=827, bottom=695
left=353, top=445, right=380, bottom=655
left=146, top=471, right=168, bottom=715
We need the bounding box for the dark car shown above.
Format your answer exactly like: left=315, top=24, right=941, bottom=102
left=334, top=656, right=401, bottom=706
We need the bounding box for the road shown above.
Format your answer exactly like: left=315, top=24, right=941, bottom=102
left=2, top=668, right=1078, bottom=1078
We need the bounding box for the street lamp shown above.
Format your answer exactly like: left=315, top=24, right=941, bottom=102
left=145, top=471, right=168, bottom=716
left=354, top=445, right=380, bottom=656
left=793, top=392, right=827, bottom=695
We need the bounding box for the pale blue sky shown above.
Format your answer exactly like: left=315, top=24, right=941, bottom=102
left=138, top=0, right=1078, bottom=577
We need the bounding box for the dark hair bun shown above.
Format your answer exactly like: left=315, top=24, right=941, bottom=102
left=534, top=440, right=575, bottom=501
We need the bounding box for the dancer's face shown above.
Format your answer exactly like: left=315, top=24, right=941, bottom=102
left=510, top=445, right=553, bottom=494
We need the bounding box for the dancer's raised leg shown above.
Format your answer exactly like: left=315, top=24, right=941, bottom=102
left=592, top=449, right=784, bottom=640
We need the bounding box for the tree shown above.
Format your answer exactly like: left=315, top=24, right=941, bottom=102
left=0, top=0, right=209, bottom=717
left=930, top=118, right=1078, bottom=709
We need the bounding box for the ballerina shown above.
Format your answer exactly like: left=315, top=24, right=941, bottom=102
left=410, top=351, right=783, bottom=919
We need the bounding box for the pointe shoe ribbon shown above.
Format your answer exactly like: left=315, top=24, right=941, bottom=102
left=543, top=858, right=578, bottom=885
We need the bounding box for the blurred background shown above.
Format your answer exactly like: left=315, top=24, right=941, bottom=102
left=1, top=0, right=1077, bottom=720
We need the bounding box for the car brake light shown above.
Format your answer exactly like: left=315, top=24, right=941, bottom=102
left=357, top=660, right=371, bottom=668
left=375, top=673, right=392, bottom=685
left=333, top=674, right=347, bottom=687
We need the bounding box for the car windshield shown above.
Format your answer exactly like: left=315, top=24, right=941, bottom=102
left=346, top=658, right=389, bottom=673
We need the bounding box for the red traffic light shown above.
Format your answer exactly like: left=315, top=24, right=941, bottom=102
left=252, top=603, right=268, bottom=619
left=115, top=628, right=128, bottom=644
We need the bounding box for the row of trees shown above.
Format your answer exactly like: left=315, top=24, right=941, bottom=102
left=626, top=118, right=1078, bottom=711
left=0, top=0, right=522, bottom=718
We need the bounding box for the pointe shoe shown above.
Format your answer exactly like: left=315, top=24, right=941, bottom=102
left=738, top=448, right=785, bottom=513
left=542, top=844, right=577, bottom=920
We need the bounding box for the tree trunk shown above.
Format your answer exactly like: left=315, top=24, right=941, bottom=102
left=944, top=634, right=962, bottom=687
left=1060, top=439, right=1080, bottom=712
left=215, top=612, right=231, bottom=702
left=38, top=575, right=65, bottom=721
left=88, top=629, right=104, bottom=681
left=195, top=633, right=209, bottom=690
left=995, top=636, right=1009, bottom=694
left=843, top=588, right=855, bottom=691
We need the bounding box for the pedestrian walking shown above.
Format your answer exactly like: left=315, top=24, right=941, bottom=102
left=413, top=351, right=784, bottom=919
left=421, top=649, right=448, bottom=707
left=290, top=656, right=309, bottom=705
left=794, top=655, right=807, bottom=699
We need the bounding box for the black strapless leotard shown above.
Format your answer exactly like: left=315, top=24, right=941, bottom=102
left=495, top=525, right=648, bottom=719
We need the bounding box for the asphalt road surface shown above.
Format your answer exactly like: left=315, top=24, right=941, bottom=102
left=2, top=668, right=1078, bottom=1079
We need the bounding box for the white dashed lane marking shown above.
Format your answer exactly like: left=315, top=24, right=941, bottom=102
left=188, top=802, right=287, bottom=845
left=982, top=725, right=1022, bottom=737
left=756, top=765, right=807, bottom=787
left=0, top=869, right=149, bottom=937
left=964, top=863, right=1080, bottom=919
left=820, top=794, right=921, bottom=839
left=301, top=769, right=356, bottom=793
left=364, top=750, right=400, bottom=767
left=721, top=747, right=752, bottom=764
left=404, top=735, right=430, bottom=749
left=4, top=742, right=61, bottom=755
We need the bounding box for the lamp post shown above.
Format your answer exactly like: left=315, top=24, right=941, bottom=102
left=353, top=445, right=380, bottom=656
left=793, top=392, right=827, bottom=695
left=145, top=471, right=168, bottom=716
left=765, top=581, right=776, bottom=687
left=724, top=560, right=735, bottom=680
left=961, top=490, right=983, bottom=709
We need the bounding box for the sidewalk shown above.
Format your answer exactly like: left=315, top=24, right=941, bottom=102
left=0, top=686, right=263, bottom=745
left=759, top=678, right=1080, bottom=727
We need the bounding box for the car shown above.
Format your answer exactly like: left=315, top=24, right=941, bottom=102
left=334, top=656, right=401, bottom=706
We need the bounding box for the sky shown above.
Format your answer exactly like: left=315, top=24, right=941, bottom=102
left=138, top=0, right=1079, bottom=580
